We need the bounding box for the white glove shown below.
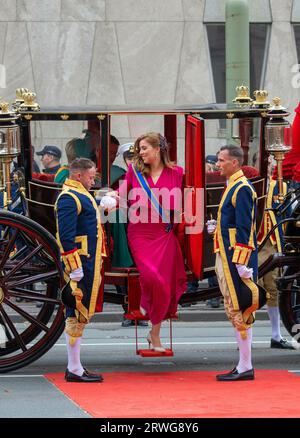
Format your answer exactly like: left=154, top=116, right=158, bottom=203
left=69, top=267, right=84, bottom=282
left=236, top=264, right=253, bottom=279
left=100, top=195, right=117, bottom=210
left=206, top=219, right=217, bottom=234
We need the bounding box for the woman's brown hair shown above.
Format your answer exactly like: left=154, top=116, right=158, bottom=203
left=65, top=139, right=77, bottom=163
left=133, top=132, right=174, bottom=175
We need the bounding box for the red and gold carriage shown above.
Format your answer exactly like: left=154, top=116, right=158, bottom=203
left=0, top=89, right=298, bottom=371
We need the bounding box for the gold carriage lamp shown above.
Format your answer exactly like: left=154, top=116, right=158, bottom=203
left=265, top=97, right=292, bottom=203
left=0, top=101, right=21, bottom=204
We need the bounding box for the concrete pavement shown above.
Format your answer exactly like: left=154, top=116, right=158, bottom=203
left=93, top=300, right=269, bottom=323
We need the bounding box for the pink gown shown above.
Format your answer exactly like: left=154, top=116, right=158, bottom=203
left=118, top=164, right=187, bottom=324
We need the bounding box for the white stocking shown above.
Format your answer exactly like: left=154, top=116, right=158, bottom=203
left=235, top=327, right=253, bottom=373
left=65, top=333, right=84, bottom=376
left=267, top=306, right=281, bottom=342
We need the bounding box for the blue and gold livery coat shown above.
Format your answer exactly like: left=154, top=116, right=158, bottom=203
left=257, top=179, right=289, bottom=252
left=214, top=169, right=259, bottom=323
left=55, top=179, right=106, bottom=321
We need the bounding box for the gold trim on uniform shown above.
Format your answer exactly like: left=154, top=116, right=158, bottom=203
left=56, top=189, right=82, bottom=215
left=228, top=227, right=236, bottom=248
left=215, top=170, right=257, bottom=313
left=55, top=178, right=104, bottom=321
left=69, top=280, right=89, bottom=321
left=62, top=250, right=82, bottom=273
left=63, top=179, right=105, bottom=319
left=257, top=179, right=287, bottom=251
left=75, top=235, right=89, bottom=257
left=232, top=245, right=252, bottom=265
left=88, top=230, right=103, bottom=318
left=241, top=277, right=259, bottom=326
left=65, top=316, right=87, bottom=345
left=215, top=174, right=241, bottom=311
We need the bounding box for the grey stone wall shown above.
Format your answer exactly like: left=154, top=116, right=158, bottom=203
left=0, top=0, right=299, bottom=166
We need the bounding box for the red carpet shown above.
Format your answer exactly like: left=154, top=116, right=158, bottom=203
left=46, top=370, right=300, bottom=418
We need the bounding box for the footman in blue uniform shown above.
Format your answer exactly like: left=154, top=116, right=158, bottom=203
left=55, top=158, right=106, bottom=382
left=208, top=145, right=266, bottom=381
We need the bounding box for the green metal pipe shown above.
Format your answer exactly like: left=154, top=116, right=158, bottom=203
left=226, top=0, right=249, bottom=140
left=226, top=0, right=249, bottom=102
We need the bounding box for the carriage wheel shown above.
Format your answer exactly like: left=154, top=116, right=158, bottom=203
left=0, top=211, right=64, bottom=372
left=278, top=265, right=300, bottom=343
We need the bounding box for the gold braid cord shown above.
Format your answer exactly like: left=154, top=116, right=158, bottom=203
left=72, top=285, right=83, bottom=300
left=69, top=280, right=89, bottom=321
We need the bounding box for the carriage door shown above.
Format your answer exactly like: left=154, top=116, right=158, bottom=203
left=185, top=115, right=205, bottom=279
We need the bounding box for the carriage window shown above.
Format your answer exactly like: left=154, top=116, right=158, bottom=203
left=29, top=116, right=166, bottom=187
left=204, top=119, right=261, bottom=185
left=30, top=121, right=101, bottom=185
left=206, top=23, right=270, bottom=130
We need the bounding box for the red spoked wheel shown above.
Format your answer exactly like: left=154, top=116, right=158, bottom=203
left=0, top=211, right=64, bottom=372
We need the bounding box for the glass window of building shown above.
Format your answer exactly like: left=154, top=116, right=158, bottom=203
left=294, top=24, right=300, bottom=63
left=206, top=23, right=269, bottom=104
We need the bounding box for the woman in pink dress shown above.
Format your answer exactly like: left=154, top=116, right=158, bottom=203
left=111, top=132, right=187, bottom=351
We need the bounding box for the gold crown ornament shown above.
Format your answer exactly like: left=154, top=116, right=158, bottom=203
left=0, top=100, right=18, bottom=122
left=252, top=90, right=270, bottom=108
left=15, top=88, right=29, bottom=104
left=0, top=101, right=10, bottom=114
left=232, top=85, right=253, bottom=106
left=19, top=91, right=40, bottom=111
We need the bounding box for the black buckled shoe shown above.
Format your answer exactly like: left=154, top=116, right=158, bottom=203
left=83, top=368, right=103, bottom=378
left=270, top=338, right=295, bottom=350
left=216, top=368, right=254, bottom=381
left=137, top=320, right=148, bottom=327
left=65, top=368, right=103, bottom=383
left=64, top=368, right=102, bottom=379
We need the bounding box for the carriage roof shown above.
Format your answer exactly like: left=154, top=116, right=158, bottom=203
left=19, top=104, right=266, bottom=120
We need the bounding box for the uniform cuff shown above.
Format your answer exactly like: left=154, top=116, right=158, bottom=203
left=62, top=249, right=82, bottom=272
left=232, top=243, right=253, bottom=265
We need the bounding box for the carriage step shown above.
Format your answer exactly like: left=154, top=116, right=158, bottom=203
left=137, top=349, right=174, bottom=357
